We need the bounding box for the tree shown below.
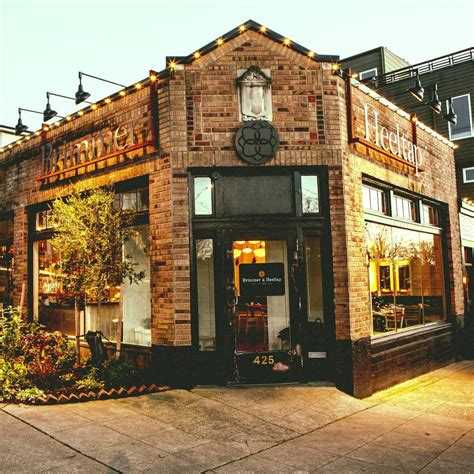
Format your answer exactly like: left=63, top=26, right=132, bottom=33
left=48, top=186, right=144, bottom=361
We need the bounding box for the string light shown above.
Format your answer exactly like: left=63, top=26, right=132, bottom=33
left=105, top=98, right=112, bottom=104
left=119, top=90, right=126, bottom=97
left=42, top=126, right=49, bottom=131
left=54, top=121, right=61, bottom=127
left=259, top=25, right=267, bottom=33
left=239, top=24, right=246, bottom=33
left=66, top=115, right=72, bottom=121
left=78, top=110, right=84, bottom=116
left=149, top=74, right=157, bottom=82
left=35, top=131, right=40, bottom=136
left=307, top=51, right=315, bottom=58
left=283, top=38, right=291, bottom=47
left=8, top=145, right=12, bottom=149
left=134, top=83, right=142, bottom=89
left=168, top=60, right=177, bottom=71
left=193, top=51, right=201, bottom=59
left=91, top=104, right=98, bottom=110
left=216, top=37, right=224, bottom=46
left=0, top=148, right=3, bottom=152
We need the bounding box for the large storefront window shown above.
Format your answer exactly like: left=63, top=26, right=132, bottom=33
left=0, top=216, right=14, bottom=308
left=366, top=222, right=445, bottom=335
left=33, top=182, right=151, bottom=346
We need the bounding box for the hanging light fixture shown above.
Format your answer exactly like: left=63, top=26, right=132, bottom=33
left=242, top=246, right=253, bottom=254
left=75, top=71, right=126, bottom=105
left=44, top=91, right=92, bottom=122
left=407, top=70, right=424, bottom=102
left=43, top=93, right=57, bottom=122
left=75, top=72, right=91, bottom=104
left=15, top=109, right=28, bottom=135
left=443, top=98, right=457, bottom=125
left=426, top=84, right=442, bottom=114
left=254, top=244, right=265, bottom=258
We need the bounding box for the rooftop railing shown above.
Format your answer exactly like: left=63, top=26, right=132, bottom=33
left=369, top=47, right=474, bottom=87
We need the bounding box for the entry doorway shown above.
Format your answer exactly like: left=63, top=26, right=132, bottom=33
left=226, top=235, right=302, bottom=383
left=192, top=227, right=331, bottom=385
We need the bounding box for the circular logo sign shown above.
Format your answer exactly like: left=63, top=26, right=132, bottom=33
left=235, top=120, right=279, bottom=165
left=258, top=271, right=266, bottom=278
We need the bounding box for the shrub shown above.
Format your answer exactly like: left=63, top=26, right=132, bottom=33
left=100, top=356, right=138, bottom=388
left=0, top=307, right=26, bottom=360
left=75, top=367, right=104, bottom=391
left=21, top=330, right=76, bottom=389
left=0, top=359, right=32, bottom=401
left=15, top=387, right=46, bottom=404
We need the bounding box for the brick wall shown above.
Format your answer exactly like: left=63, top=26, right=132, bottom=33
left=0, top=29, right=464, bottom=367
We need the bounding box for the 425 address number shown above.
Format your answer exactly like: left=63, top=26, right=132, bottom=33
left=252, top=355, right=275, bottom=365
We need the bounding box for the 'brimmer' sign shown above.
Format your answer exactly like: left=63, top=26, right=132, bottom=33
left=363, top=104, right=425, bottom=176
left=39, top=115, right=152, bottom=179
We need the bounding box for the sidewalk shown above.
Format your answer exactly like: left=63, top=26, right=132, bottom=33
left=2, top=361, right=474, bottom=473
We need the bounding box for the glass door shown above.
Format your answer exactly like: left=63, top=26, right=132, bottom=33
left=225, top=234, right=302, bottom=383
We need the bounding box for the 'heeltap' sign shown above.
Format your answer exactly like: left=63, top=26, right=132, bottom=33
left=364, top=104, right=425, bottom=176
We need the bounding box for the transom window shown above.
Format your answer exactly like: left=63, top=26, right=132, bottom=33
left=362, top=185, right=387, bottom=214
left=394, top=195, right=416, bottom=221
left=422, top=204, right=439, bottom=226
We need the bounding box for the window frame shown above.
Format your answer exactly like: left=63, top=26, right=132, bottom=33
left=362, top=184, right=388, bottom=215
left=447, top=94, right=474, bottom=141
left=463, top=167, right=474, bottom=184
left=359, top=68, right=378, bottom=81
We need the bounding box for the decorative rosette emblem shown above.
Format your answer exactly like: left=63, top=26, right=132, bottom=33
left=235, top=120, right=279, bottom=165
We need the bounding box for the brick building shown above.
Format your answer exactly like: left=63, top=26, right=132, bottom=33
left=0, top=21, right=464, bottom=397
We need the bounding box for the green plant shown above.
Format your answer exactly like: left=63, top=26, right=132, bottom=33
left=21, top=330, right=76, bottom=389
left=0, top=306, right=26, bottom=360
left=100, top=356, right=138, bottom=388
left=75, top=367, right=104, bottom=391
left=15, top=387, right=46, bottom=404
left=0, top=359, right=32, bottom=401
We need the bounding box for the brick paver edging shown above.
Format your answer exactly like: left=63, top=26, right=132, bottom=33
left=32, top=384, right=171, bottom=405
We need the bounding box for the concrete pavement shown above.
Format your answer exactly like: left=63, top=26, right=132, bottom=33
left=2, top=361, right=474, bottom=473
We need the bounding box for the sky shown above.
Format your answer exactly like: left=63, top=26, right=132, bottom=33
left=1, top=0, right=473, bottom=132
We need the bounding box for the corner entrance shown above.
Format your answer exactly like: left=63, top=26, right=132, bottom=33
left=190, top=167, right=332, bottom=386
left=193, top=229, right=331, bottom=385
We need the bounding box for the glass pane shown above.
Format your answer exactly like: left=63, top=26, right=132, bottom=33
left=366, top=222, right=395, bottom=335
left=392, top=228, right=423, bottom=330
left=301, top=175, right=319, bottom=213
left=197, top=239, right=216, bottom=350
left=304, top=236, right=324, bottom=322
left=122, top=224, right=151, bottom=346
left=362, top=186, right=371, bottom=210
left=137, top=187, right=149, bottom=211
left=234, top=240, right=289, bottom=352
left=194, top=177, right=213, bottom=215
left=420, top=233, right=445, bottom=323
left=450, top=96, right=472, bottom=139
left=36, top=239, right=75, bottom=335
left=121, top=190, right=137, bottom=211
